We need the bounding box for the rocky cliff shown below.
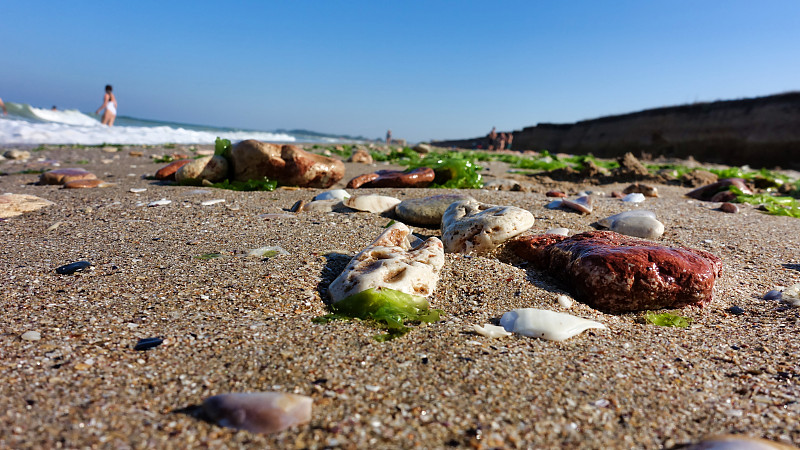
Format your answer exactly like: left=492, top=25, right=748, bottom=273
left=431, top=92, right=800, bottom=169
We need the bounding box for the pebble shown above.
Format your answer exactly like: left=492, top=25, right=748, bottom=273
left=200, top=199, right=225, bottom=206
left=622, top=183, right=658, bottom=197
left=441, top=199, right=535, bottom=254
left=681, top=435, right=796, bottom=449
left=596, top=210, right=657, bottom=228
left=38, top=168, right=97, bottom=185
left=202, top=392, right=312, bottom=434
left=129, top=188, right=147, bottom=193
left=0, top=193, right=55, bottom=219
left=55, top=260, right=92, bottom=275
left=608, top=215, right=665, bottom=240
left=763, top=289, right=783, bottom=301
left=21, top=331, right=41, bottom=341
left=545, top=191, right=567, bottom=197
left=301, top=199, right=341, bottom=213
left=561, top=196, right=593, bottom=214
left=557, top=295, right=573, bottom=308
left=343, top=194, right=401, bottom=214
left=346, top=167, right=435, bottom=189
left=545, top=227, right=570, bottom=236
left=545, top=200, right=563, bottom=209
left=3, top=149, right=31, bottom=160
left=133, top=337, right=163, bottom=351
left=622, top=193, right=646, bottom=203
left=781, top=283, right=800, bottom=307
left=313, top=189, right=350, bottom=201
left=148, top=199, right=172, bottom=207
left=727, top=305, right=745, bottom=315
left=395, top=194, right=475, bottom=226
left=719, top=202, right=739, bottom=213
left=499, top=309, right=606, bottom=341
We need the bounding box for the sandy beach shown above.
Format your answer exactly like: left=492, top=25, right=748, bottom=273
left=1, top=144, right=799, bottom=449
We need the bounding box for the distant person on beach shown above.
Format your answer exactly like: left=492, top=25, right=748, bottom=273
left=95, top=84, right=117, bottom=126
left=506, top=132, right=513, bottom=150
left=487, top=126, right=497, bottom=150
left=497, top=133, right=507, bottom=151
left=0, top=97, right=7, bottom=115
left=386, top=129, right=392, bottom=145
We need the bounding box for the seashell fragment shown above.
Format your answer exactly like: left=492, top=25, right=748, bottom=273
left=562, top=196, right=592, bottom=214
left=472, top=324, right=512, bottom=338
left=782, top=283, right=800, bottom=307
left=499, top=308, right=606, bottom=341
left=329, top=222, right=444, bottom=302
left=681, top=435, right=799, bottom=449
left=148, top=198, right=172, bottom=207
left=546, top=227, right=570, bottom=236
left=201, top=199, right=225, bottom=206
left=545, top=200, right=563, bottom=209
left=129, top=188, right=147, bottom=193
left=344, top=194, right=401, bottom=214
left=557, top=295, right=573, bottom=308
left=441, top=199, right=534, bottom=254
left=763, top=289, right=782, bottom=301
left=302, top=199, right=342, bottom=213
left=314, top=189, right=350, bottom=201
left=622, top=193, right=645, bottom=203
left=202, top=392, right=312, bottom=434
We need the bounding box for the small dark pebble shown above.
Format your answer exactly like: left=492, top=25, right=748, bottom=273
left=719, top=202, right=739, bottom=213
left=134, top=337, right=163, bottom=351
left=55, top=260, right=92, bottom=275
left=764, top=290, right=782, bottom=300
left=728, top=306, right=745, bottom=315
left=731, top=345, right=741, bottom=350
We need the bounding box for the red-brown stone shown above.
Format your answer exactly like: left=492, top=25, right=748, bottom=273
left=63, top=179, right=110, bottom=189
left=155, top=159, right=192, bottom=181
left=38, top=168, right=97, bottom=185
left=545, top=191, right=567, bottom=197
left=686, top=178, right=752, bottom=201
left=346, top=168, right=435, bottom=189
left=508, top=230, right=722, bottom=313
left=230, top=140, right=344, bottom=188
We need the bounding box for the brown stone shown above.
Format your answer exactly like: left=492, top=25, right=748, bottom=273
left=175, top=155, right=229, bottom=184
left=347, top=148, right=373, bottom=164
left=719, top=202, right=739, bottom=213
left=545, top=191, right=567, bottom=198
left=686, top=178, right=752, bottom=201
left=610, top=191, right=624, bottom=198
left=611, top=152, right=650, bottom=180
left=63, top=179, right=112, bottom=189
left=623, top=182, right=659, bottom=197
left=38, top=168, right=97, bottom=185
left=155, top=159, right=192, bottom=181
left=710, top=190, right=738, bottom=203
left=508, top=230, right=722, bottom=313
left=346, top=168, right=435, bottom=189
left=230, top=140, right=344, bottom=188
left=681, top=170, right=718, bottom=187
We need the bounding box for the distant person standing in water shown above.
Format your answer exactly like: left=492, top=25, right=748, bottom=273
left=0, top=97, right=7, bottom=115
left=95, top=84, right=117, bottom=126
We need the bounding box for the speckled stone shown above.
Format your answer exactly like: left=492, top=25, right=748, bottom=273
left=38, top=168, right=97, bottom=185
left=346, top=168, right=435, bottom=189
left=395, top=194, right=475, bottom=226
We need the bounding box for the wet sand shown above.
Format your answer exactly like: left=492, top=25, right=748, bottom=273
left=1, top=145, right=799, bottom=449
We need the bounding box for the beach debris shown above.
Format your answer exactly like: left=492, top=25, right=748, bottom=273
left=508, top=231, right=722, bottom=313
left=561, top=195, right=593, bottom=214
left=681, top=435, right=799, bottom=450
left=644, top=312, right=691, bottom=327
left=195, top=253, right=223, bottom=260
left=200, top=199, right=225, bottom=206
left=247, top=246, right=288, bottom=258
left=46, top=221, right=62, bottom=231
left=313, top=189, right=350, bottom=201
left=597, top=211, right=664, bottom=240
left=129, top=188, right=147, bottom=193
left=229, top=140, right=344, bottom=188
left=623, top=183, right=658, bottom=197
left=472, top=324, right=512, bottom=338
left=347, top=148, right=373, bottom=164
left=346, top=167, right=435, bottom=189
left=343, top=194, right=401, bottom=214
left=329, top=222, right=444, bottom=302
left=441, top=199, right=534, bottom=254
left=133, top=337, right=163, bottom=351
left=301, top=199, right=341, bottom=213
left=710, top=190, right=738, bottom=202
left=201, top=392, right=312, bottom=434
left=0, top=193, right=54, bottom=219
left=719, top=202, right=739, bottom=213
left=728, top=305, right=745, bottom=315
left=545, top=227, right=570, bottom=236
left=763, top=289, right=782, bottom=301
left=546, top=190, right=567, bottom=197
left=148, top=198, right=171, bottom=207
left=622, top=193, right=645, bottom=203
left=545, top=199, right=563, bottom=209
left=686, top=178, right=752, bottom=201
left=395, top=193, right=475, bottom=226
left=499, top=309, right=606, bottom=341
left=175, top=155, right=229, bottom=185
left=63, top=179, right=113, bottom=189
left=557, top=295, right=573, bottom=308
left=315, top=288, right=441, bottom=341
left=55, top=260, right=92, bottom=275
left=3, top=149, right=31, bottom=160
left=413, top=143, right=433, bottom=154
left=782, top=283, right=800, bottom=307
left=155, top=159, right=192, bottom=181
left=483, top=179, right=524, bottom=191
left=38, top=168, right=97, bottom=185
left=21, top=331, right=41, bottom=341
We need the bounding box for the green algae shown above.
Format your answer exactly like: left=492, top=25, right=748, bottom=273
left=644, top=312, right=691, bottom=328
left=208, top=177, right=277, bottom=191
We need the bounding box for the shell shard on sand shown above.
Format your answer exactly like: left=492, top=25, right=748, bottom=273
left=499, top=308, right=606, bottom=341
left=681, top=435, right=799, bottom=450
left=314, top=189, right=350, bottom=201
left=441, top=199, right=534, bottom=254
left=328, top=222, right=444, bottom=302
left=561, top=195, right=593, bottom=214
left=201, top=392, right=312, bottom=434
left=344, top=194, right=401, bottom=214
left=472, top=324, right=512, bottom=338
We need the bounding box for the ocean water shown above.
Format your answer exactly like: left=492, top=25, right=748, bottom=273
left=0, top=102, right=351, bottom=146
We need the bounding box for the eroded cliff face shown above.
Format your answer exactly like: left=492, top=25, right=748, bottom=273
left=431, top=92, right=800, bottom=169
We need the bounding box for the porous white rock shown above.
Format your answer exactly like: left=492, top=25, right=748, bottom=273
left=500, top=308, right=606, bottom=341
left=314, top=189, right=350, bottom=201
left=328, top=222, right=444, bottom=302
left=472, top=324, right=512, bottom=338
left=202, top=392, right=312, bottom=434
left=344, top=194, right=401, bottom=214
left=441, top=199, right=534, bottom=254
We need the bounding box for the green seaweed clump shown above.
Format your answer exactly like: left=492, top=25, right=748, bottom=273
left=731, top=187, right=800, bottom=218
left=407, top=154, right=483, bottom=189
left=208, top=177, right=277, bottom=191
left=214, top=137, right=232, bottom=158
left=194, top=252, right=223, bottom=260
left=644, top=312, right=691, bottom=328
left=313, top=288, right=442, bottom=341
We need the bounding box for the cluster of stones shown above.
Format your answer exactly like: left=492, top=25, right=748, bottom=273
left=38, top=168, right=111, bottom=189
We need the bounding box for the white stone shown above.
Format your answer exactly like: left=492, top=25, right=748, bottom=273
left=546, top=227, right=569, bottom=236
left=596, top=210, right=656, bottom=228
left=782, top=283, right=800, bottom=307
left=557, top=295, right=573, bottom=308
left=147, top=199, right=171, bottom=207
left=201, top=199, right=225, bottom=206
left=609, top=215, right=664, bottom=240
left=302, top=199, right=341, bottom=212
left=329, top=222, right=444, bottom=302
left=21, top=331, right=41, bottom=341
left=441, top=199, right=535, bottom=254
left=500, top=308, right=606, bottom=341
left=314, top=189, right=350, bottom=201
left=344, top=194, right=401, bottom=214
left=622, top=193, right=646, bottom=203
left=472, top=324, right=512, bottom=338
left=129, top=188, right=147, bottom=193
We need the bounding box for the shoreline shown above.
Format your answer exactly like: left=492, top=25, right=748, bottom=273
left=1, top=144, right=799, bottom=448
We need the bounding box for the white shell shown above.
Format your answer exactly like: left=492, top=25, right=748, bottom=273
left=500, top=308, right=606, bottom=341
left=562, top=196, right=593, bottom=214
left=681, top=435, right=798, bottom=449
left=201, top=199, right=225, bottom=206
left=314, top=189, right=350, bottom=201
left=344, top=194, right=401, bottom=214
left=147, top=198, right=171, bottom=207
left=441, top=199, right=535, bottom=254
left=129, top=188, right=147, bottom=193
left=202, top=392, right=312, bottom=434
left=546, top=227, right=570, bottom=236
left=557, top=295, right=573, bottom=308
left=328, top=222, right=444, bottom=302
left=302, top=199, right=341, bottom=212
left=247, top=246, right=289, bottom=257
left=472, top=324, right=512, bottom=338
left=622, top=193, right=646, bottom=203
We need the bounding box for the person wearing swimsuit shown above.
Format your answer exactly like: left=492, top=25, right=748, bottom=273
left=96, top=84, right=117, bottom=126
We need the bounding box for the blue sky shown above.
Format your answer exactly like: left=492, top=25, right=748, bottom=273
left=2, top=1, right=798, bottom=142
